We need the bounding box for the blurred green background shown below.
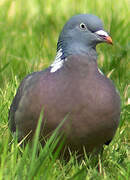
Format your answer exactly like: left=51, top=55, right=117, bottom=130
left=0, top=0, right=129, bottom=179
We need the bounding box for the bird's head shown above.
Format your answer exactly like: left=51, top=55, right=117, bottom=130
left=50, top=14, right=113, bottom=73
left=57, top=14, right=112, bottom=58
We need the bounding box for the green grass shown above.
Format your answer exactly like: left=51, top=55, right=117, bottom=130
left=0, top=0, right=130, bottom=179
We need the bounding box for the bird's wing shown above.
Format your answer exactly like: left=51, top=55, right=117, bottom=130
left=8, top=72, right=39, bottom=132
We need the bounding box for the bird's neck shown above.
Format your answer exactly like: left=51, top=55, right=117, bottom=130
left=50, top=41, right=97, bottom=73
left=57, top=40, right=98, bottom=60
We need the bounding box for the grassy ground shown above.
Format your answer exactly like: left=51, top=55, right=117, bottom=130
left=0, top=0, right=130, bottom=179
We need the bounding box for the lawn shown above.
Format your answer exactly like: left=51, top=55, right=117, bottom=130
left=0, top=0, right=129, bottom=179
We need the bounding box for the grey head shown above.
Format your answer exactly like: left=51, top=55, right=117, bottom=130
left=57, top=14, right=112, bottom=57
left=50, top=14, right=112, bottom=72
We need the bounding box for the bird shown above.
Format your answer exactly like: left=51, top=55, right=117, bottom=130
left=9, top=14, right=121, bottom=156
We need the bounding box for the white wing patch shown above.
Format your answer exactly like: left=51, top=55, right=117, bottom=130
left=50, top=48, right=64, bottom=73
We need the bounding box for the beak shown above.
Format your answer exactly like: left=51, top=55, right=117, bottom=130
left=105, top=36, right=113, bottom=44
left=95, top=30, right=113, bottom=45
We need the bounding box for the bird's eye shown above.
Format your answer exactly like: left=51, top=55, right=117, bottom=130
left=79, top=23, right=87, bottom=30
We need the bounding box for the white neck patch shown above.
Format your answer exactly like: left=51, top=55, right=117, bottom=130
left=95, top=30, right=108, bottom=37
left=50, top=48, right=65, bottom=73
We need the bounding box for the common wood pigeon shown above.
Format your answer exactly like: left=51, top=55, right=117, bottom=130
left=9, top=14, right=121, bottom=155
